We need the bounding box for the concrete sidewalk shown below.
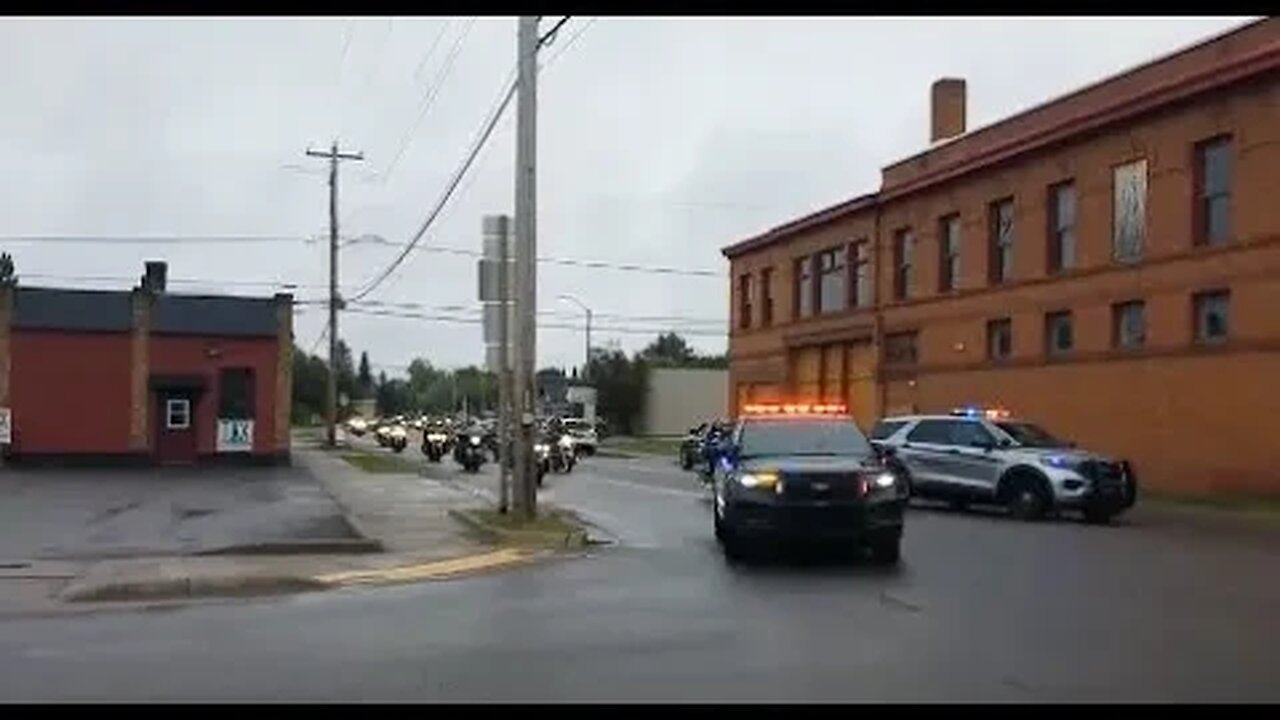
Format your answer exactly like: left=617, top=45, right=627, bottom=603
left=8, top=446, right=535, bottom=610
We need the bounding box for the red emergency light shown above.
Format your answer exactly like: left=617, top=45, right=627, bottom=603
left=742, top=403, right=850, bottom=416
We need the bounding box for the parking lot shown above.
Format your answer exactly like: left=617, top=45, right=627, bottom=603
left=0, top=464, right=359, bottom=563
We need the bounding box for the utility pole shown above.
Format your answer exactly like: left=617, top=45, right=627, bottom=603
left=306, top=141, right=364, bottom=449
left=512, top=16, right=539, bottom=519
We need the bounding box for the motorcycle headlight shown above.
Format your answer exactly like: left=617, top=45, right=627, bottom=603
left=534, top=444, right=549, bottom=454
left=426, top=433, right=445, bottom=443
left=558, top=436, right=574, bottom=448
left=872, top=471, right=896, bottom=489
left=469, top=436, right=481, bottom=446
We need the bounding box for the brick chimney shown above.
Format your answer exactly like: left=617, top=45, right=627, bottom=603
left=141, top=261, right=167, bottom=293
left=930, top=78, right=967, bottom=143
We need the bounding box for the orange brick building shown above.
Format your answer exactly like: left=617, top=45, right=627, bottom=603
left=722, top=19, right=1280, bottom=495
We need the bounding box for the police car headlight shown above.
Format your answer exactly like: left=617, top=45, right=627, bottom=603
left=738, top=472, right=778, bottom=490
left=1043, top=455, right=1079, bottom=470
left=872, top=472, right=896, bottom=489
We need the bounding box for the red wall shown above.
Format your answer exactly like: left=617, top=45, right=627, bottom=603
left=149, top=336, right=279, bottom=455
left=10, top=331, right=134, bottom=454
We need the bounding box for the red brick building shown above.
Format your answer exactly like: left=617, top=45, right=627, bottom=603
left=722, top=19, right=1280, bottom=495
left=0, top=262, right=293, bottom=465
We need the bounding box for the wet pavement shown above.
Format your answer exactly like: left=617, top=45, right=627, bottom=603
left=0, top=465, right=359, bottom=562
left=0, top=453, right=1276, bottom=701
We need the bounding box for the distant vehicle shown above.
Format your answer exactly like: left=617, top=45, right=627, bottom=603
left=561, top=418, right=598, bottom=457
left=679, top=422, right=709, bottom=470
left=454, top=427, right=486, bottom=474
left=346, top=416, right=369, bottom=437
left=380, top=423, right=408, bottom=453
left=421, top=423, right=451, bottom=462
left=712, top=403, right=907, bottom=564
left=872, top=407, right=1138, bottom=524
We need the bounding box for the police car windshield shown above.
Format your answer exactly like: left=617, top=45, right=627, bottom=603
left=739, top=419, right=873, bottom=458
left=995, top=421, right=1067, bottom=448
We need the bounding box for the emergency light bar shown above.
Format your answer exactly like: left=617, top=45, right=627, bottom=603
left=742, top=403, right=849, bottom=416
left=951, top=406, right=1011, bottom=420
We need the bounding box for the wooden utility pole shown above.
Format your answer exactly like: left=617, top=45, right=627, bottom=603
left=512, top=17, right=539, bottom=519
left=306, top=141, right=364, bottom=448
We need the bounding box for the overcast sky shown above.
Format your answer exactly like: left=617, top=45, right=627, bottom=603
left=0, top=15, right=1257, bottom=375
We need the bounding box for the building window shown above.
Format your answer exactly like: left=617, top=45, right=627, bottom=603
left=850, top=240, right=872, bottom=309
left=884, top=331, right=918, bottom=365
left=1113, top=159, right=1147, bottom=262
left=987, top=318, right=1012, bottom=361
left=1047, top=181, right=1077, bottom=274
left=219, top=368, right=255, bottom=419
left=816, top=246, right=846, bottom=314
left=1045, top=311, right=1074, bottom=357
left=738, top=273, right=754, bottom=329
left=760, top=268, right=774, bottom=327
left=166, top=398, right=191, bottom=430
left=794, top=256, right=813, bottom=319
left=989, top=198, right=1015, bottom=284
left=1112, top=301, right=1146, bottom=349
left=1195, top=136, right=1232, bottom=246
left=893, top=229, right=914, bottom=301
left=1193, top=290, right=1230, bottom=344
left=939, top=214, right=961, bottom=292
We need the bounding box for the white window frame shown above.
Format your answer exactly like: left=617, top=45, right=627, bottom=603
left=166, top=399, right=191, bottom=430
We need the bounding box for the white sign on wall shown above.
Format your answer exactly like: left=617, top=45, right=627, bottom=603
left=0, top=407, right=11, bottom=445
left=216, top=419, right=254, bottom=453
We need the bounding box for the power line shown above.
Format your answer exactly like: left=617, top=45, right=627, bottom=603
left=538, top=16, right=571, bottom=47
left=377, top=16, right=477, bottom=186
left=346, top=305, right=727, bottom=337
left=542, top=16, right=597, bottom=69
left=346, top=298, right=725, bottom=326
left=1, top=234, right=724, bottom=278
left=350, top=71, right=518, bottom=303
left=413, top=18, right=454, bottom=82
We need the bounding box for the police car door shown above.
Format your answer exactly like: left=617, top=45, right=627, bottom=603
left=898, top=419, right=955, bottom=492
left=947, top=420, right=1004, bottom=498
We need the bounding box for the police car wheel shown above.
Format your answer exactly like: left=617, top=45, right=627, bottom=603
left=1007, top=484, right=1049, bottom=521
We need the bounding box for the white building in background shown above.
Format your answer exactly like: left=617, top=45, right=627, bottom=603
left=639, top=367, right=728, bottom=437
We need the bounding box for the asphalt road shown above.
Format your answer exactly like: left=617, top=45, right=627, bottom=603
left=0, top=451, right=1277, bottom=702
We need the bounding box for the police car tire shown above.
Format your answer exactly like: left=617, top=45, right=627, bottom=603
left=868, top=537, right=901, bottom=565
left=1005, top=474, right=1051, bottom=521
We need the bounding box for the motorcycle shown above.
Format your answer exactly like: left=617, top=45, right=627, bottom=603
left=455, top=432, right=486, bottom=474
left=385, top=424, right=408, bottom=453
left=549, top=434, right=576, bottom=474
left=532, top=440, right=552, bottom=487
left=421, top=428, right=450, bottom=463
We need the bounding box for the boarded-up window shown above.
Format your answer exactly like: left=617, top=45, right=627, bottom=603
left=1113, top=159, right=1147, bottom=262
left=219, top=368, right=255, bottom=419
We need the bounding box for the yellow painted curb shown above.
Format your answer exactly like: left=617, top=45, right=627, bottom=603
left=316, top=548, right=536, bottom=587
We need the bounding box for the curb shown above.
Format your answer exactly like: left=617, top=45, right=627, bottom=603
left=448, top=508, right=591, bottom=550
left=60, top=574, right=328, bottom=604
left=193, top=538, right=384, bottom=556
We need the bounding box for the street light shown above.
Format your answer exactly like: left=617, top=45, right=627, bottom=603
left=557, top=293, right=592, bottom=381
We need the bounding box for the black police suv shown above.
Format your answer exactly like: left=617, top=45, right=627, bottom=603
left=711, top=407, right=907, bottom=564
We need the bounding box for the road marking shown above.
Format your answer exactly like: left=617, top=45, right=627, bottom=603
left=586, top=474, right=706, bottom=500
left=316, top=548, right=535, bottom=586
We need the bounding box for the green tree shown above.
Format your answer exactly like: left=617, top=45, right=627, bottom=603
left=357, top=351, right=374, bottom=399
left=587, top=349, right=649, bottom=435
left=640, top=332, right=695, bottom=366
left=0, top=252, right=16, bottom=287
left=290, top=344, right=330, bottom=425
